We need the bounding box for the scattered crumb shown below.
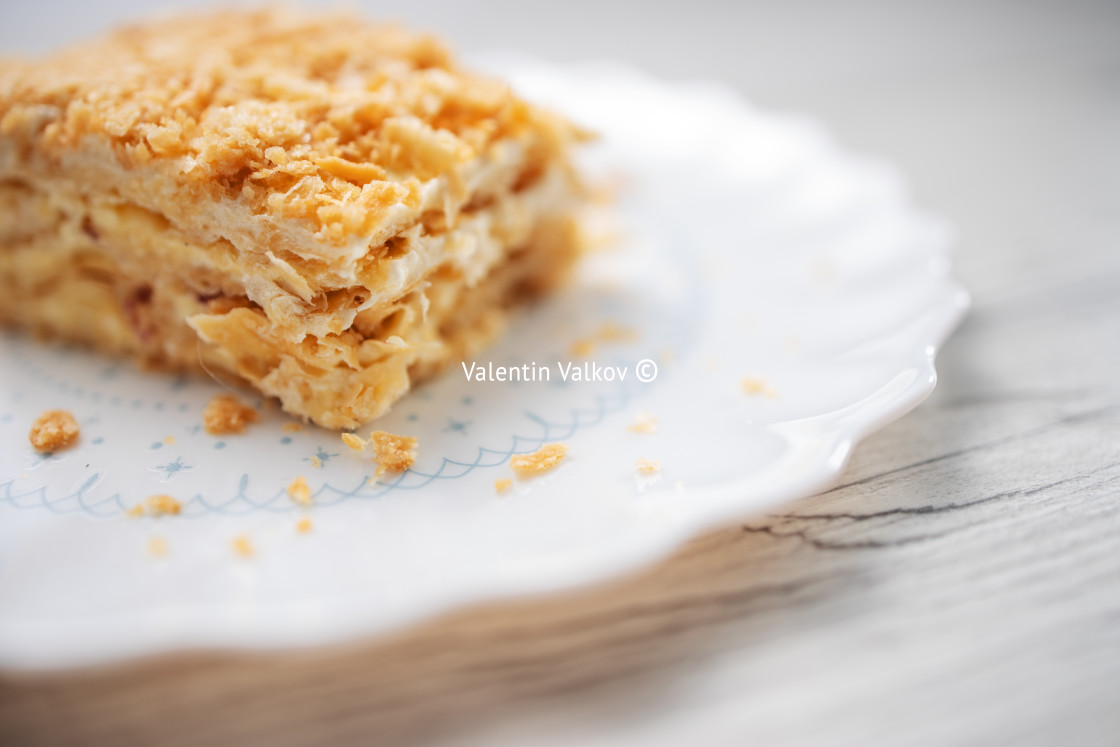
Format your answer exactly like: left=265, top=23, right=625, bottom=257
left=570, top=338, right=595, bottom=357
left=287, top=476, right=312, bottom=506
left=232, top=534, right=255, bottom=558
left=341, top=432, right=366, bottom=450
left=147, top=537, right=169, bottom=558
left=626, top=412, right=659, bottom=435
left=162, top=435, right=175, bottom=445
left=494, top=478, right=513, bottom=494
left=29, top=409, right=80, bottom=452
left=281, top=422, right=304, bottom=434
left=145, top=494, right=182, bottom=516
left=296, top=517, right=313, bottom=534
left=742, top=377, right=778, bottom=399
left=635, top=457, right=661, bottom=474
left=570, top=322, right=638, bottom=357
left=368, top=431, right=417, bottom=476
left=127, top=495, right=182, bottom=518
left=595, top=322, right=637, bottom=342
left=510, top=443, right=568, bottom=477
left=202, top=394, right=258, bottom=435
left=741, top=377, right=766, bottom=395
left=309, top=455, right=322, bottom=469
left=659, top=347, right=675, bottom=365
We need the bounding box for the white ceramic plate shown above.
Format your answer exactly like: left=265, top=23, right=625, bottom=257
left=0, top=57, right=967, bottom=670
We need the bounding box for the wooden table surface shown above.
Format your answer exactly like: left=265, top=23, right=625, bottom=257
left=1, top=1, right=1118, bottom=744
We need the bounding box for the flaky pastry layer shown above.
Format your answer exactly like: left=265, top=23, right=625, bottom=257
left=0, top=9, right=589, bottom=427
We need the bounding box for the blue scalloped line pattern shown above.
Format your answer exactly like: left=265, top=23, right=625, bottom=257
left=1, top=388, right=632, bottom=518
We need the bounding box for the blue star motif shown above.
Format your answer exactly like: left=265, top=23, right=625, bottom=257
left=303, top=446, right=339, bottom=465
left=154, top=457, right=193, bottom=480
left=443, top=418, right=472, bottom=435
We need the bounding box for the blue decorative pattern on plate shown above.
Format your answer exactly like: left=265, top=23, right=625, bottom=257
left=0, top=57, right=966, bottom=670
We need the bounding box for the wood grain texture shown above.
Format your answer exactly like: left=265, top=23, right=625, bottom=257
left=1, top=1, right=1118, bottom=745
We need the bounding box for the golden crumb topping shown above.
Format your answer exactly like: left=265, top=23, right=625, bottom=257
left=202, top=393, right=258, bottom=434
left=510, top=443, right=567, bottom=476
left=0, top=7, right=581, bottom=245
left=634, top=457, right=661, bottom=474
left=287, top=475, right=313, bottom=506
left=296, top=517, right=313, bottom=533
left=28, top=409, right=80, bottom=452
left=494, top=477, right=513, bottom=494
left=368, top=430, right=417, bottom=476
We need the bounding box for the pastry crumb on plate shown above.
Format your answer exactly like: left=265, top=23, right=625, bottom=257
left=510, top=443, right=568, bottom=476
left=231, top=534, right=255, bottom=558
left=202, top=394, right=258, bottom=435
left=626, top=412, right=659, bottom=434
left=28, top=409, right=79, bottom=452
left=741, top=377, right=778, bottom=398
left=126, top=496, right=181, bottom=518
left=286, top=476, right=313, bottom=506
left=368, top=431, right=417, bottom=476
left=341, top=433, right=366, bottom=450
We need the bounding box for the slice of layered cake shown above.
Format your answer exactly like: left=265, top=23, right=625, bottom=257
left=0, top=8, right=587, bottom=428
